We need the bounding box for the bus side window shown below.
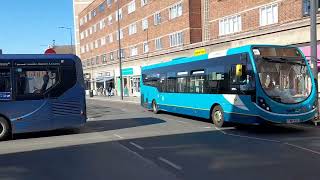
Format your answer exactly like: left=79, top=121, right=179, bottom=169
left=167, top=72, right=177, bottom=93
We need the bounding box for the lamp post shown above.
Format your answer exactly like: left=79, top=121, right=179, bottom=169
left=58, top=26, right=74, bottom=54
left=117, top=1, right=124, bottom=100
left=310, top=0, right=319, bottom=123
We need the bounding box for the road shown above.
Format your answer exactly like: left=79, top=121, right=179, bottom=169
left=0, top=99, right=320, bottom=180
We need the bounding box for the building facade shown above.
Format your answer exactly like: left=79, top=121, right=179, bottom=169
left=77, top=0, right=320, bottom=97
left=73, top=0, right=95, bottom=57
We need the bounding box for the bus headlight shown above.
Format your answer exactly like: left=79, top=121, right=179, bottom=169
left=258, top=97, right=272, bottom=112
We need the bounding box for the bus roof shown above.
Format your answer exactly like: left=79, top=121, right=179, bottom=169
left=0, top=54, right=78, bottom=60
left=142, top=44, right=299, bottom=71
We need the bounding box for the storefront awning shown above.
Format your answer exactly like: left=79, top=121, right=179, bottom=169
left=95, top=76, right=114, bottom=83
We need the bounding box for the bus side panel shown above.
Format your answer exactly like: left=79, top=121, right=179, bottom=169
left=4, top=100, right=52, bottom=134
left=51, top=84, right=86, bottom=129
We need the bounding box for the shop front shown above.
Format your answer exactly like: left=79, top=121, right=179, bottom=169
left=115, top=67, right=141, bottom=97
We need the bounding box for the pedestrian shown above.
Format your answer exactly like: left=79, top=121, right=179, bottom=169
left=107, top=86, right=112, bottom=97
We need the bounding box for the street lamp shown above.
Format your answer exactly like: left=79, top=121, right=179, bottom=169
left=58, top=26, right=74, bottom=54
left=117, top=1, right=124, bottom=100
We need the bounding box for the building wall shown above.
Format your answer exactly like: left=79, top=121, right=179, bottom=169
left=78, top=0, right=320, bottom=96
left=78, top=0, right=202, bottom=63
left=73, top=0, right=95, bottom=57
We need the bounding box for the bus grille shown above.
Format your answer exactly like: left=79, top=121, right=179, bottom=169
left=52, top=101, right=81, bottom=116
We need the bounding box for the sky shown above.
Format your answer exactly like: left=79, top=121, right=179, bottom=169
left=0, top=0, right=74, bottom=54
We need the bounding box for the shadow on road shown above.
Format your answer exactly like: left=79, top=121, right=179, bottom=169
left=13, top=117, right=166, bottom=140
left=2, top=129, right=320, bottom=180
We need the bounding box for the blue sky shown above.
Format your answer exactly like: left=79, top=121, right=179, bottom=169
left=0, top=0, right=74, bottom=54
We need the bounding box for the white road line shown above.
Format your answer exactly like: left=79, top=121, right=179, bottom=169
left=129, top=142, right=145, bottom=150
left=177, top=120, right=189, bottom=124
left=113, top=134, right=124, bottom=139
left=284, top=142, right=320, bottom=155
left=226, top=133, right=281, bottom=143
left=214, top=127, right=227, bottom=134
left=118, top=144, right=154, bottom=165
left=158, top=157, right=182, bottom=171
left=203, top=126, right=212, bottom=129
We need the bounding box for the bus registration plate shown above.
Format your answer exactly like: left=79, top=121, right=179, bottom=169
left=286, top=119, right=300, bottom=124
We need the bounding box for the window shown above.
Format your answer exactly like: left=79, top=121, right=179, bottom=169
left=128, top=1, right=136, bottom=14
left=142, top=18, right=148, bottom=30
left=92, top=10, right=97, bottom=17
left=116, top=29, right=124, bottom=40
left=166, top=72, right=176, bottom=92
left=106, top=0, right=112, bottom=6
left=219, top=15, right=242, bottom=36
left=177, top=77, right=187, bottom=93
left=131, top=46, right=138, bottom=56
left=302, top=0, right=320, bottom=16
left=96, top=56, right=100, bottom=64
left=169, top=32, right=183, bottom=47
left=190, top=70, right=205, bottom=93
left=88, top=13, right=92, bottom=21
left=155, top=38, right=162, bottom=50
left=169, top=3, right=183, bottom=19
left=85, top=29, right=88, bottom=37
left=110, top=52, right=114, bottom=61
left=90, top=42, right=94, bottom=50
left=109, top=34, right=113, bottom=43
left=115, top=8, right=123, bottom=21
left=141, top=0, right=148, bottom=7
left=102, top=54, right=107, bottom=64
left=143, top=42, right=149, bottom=53
left=117, top=49, right=125, bottom=59
left=80, top=32, right=84, bottom=40
left=154, top=12, right=161, bottom=25
left=108, top=15, right=113, bottom=25
left=15, top=68, right=59, bottom=98
left=0, top=69, right=11, bottom=100
left=260, top=4, right=278, bottom=26
left=101, top=37, right=106, bottom=46
left=94, top=40, right=99, bottom=48
left=89, top=27, right=93, bottom=35
left=129, top=23, right=137, bottom=35
left=80, top=18, right=84, bottom=26
left=99, top=4, right=105, bottom=12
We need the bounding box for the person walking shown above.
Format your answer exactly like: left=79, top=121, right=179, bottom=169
left=107, top=86, right=112, bottom=98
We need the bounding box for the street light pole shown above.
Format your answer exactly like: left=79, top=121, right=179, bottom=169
left=117, top=1, right=124, bottom=100
left=310, top=0, right=319, bottom=122
left=58, top=26, right=74, bottom=54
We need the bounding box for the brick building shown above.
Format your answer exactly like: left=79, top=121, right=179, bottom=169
left=76, top=0, right=320, bottom=97
left=73, top=0, right=95, bottom=56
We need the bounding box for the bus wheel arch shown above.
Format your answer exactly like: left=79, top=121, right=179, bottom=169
left=210, top=104, right=225, bottom=128
left=152, top=100, right=159, bottom=114
left=0, top=115, right=12, bottom=141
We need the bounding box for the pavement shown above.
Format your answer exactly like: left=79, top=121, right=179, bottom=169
left=87, top=95, right=140, bottom=104
left=0, top=99, right=320, bottom=180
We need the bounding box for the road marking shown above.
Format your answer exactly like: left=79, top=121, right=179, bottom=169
left=203, top=126, right=212, bottom=129
left=284, top=142, right=320, bottom=155
left=177, top=120, right=189, bottom=124
left=226, top=133, right=281, bottom=143
left=129, top=142, right=145, bottom=150
left=113, top=134, right=124, bottom=139
left=158, top=157, right=182, bottom=171
left=118, top=144, right=154, bottom=165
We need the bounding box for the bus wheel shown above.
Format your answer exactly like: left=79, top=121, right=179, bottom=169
left=0, top=117, right=10, bottom=141
left=212, top=106, right=225, bottom=128
left=152, top=100, right=159, bottom=114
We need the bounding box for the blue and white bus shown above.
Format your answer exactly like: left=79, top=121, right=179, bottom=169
left=141, top=45, right=317, bottom=127
left=0, top=55, right=87, bottom=140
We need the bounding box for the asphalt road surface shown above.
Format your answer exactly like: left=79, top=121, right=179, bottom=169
left=0, top=99, right=320, bottom=180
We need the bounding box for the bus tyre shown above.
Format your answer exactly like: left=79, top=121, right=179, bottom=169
left=0, top=118, right=10, bottom=141
left=212, top=106, right=225, bottom=128
left=152, top=101, right=159, bottom=114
